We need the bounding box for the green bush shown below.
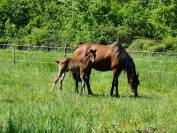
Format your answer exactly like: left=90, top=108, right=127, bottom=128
left=160, top=35, right=177, bottom=52
left=91, top=24, right=118, bottom=44
left=129, top=36, right=177, bottom=52
left=148, top=35, right=177, bottom=52
left=0, top=0, right=177, bottom=51
left=4, top=19, right=17, bottom=41
left=116, top=26, right=133, bottom=47
left=27, top=28, right=49, bottom=45
left=128, top=39, right=156, bottom=51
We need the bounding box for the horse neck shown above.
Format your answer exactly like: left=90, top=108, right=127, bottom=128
left=125, top=58, right=136, bottom=78
left=80, top=54, right=92, bottom=67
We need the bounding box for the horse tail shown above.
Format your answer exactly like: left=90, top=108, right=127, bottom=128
left=56, top=60, right=60, bottom=64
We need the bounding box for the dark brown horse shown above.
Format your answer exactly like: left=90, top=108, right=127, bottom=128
left=53, top=49, right=96, bottom=95
left=73, top=42, right=140, bottom=97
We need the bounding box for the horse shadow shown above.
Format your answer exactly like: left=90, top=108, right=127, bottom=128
left=127, top=95, right=155, bottom=100
left=90, top=93, right=155, bottom=100
left=91, top=93, right=109, bottom=98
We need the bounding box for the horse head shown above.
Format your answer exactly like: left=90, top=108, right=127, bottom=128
left=85, top=49, right=97, bottom=64
left=128, top=73, right=140, bottom=97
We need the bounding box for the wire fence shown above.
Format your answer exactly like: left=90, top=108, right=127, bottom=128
left=1, top=43, right=177, bottom=54
left=127, top=50, right=177, bottom=55
left=0, top=44, right=176, bottom=75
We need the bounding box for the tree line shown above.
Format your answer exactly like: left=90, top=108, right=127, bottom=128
left=0, top=0, right=177, bottom=51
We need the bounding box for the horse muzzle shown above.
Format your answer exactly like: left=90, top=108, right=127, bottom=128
left=91, top=60, right=95, bottom=65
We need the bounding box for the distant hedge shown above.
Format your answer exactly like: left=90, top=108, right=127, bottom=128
left=0, top=0, right=177, bottom=51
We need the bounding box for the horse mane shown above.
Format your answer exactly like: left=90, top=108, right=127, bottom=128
left=112, top=43, right=136, bottom=76
left=123, top=51, right=136, bottom=77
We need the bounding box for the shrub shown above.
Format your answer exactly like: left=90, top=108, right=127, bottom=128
left=128, top=38, right=156, bottom=51
left=116, top=26, right=133, bottom=47
left=27, top=28, right=49, bottom=45
left=90, top=24, right=118, bottom=45
left=128, top=36, right=177, bottom=52
left=160, top=35, right=177, bottom=52
left=4, top=19, right=17, bottom=41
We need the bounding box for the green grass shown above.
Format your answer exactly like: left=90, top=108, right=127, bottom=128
left=0, top=49, right=177, bottom=132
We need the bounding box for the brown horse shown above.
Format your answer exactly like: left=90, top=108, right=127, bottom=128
left=73, top=42, right=140, bottom=97
left=53, top=49, right=96, bottom=95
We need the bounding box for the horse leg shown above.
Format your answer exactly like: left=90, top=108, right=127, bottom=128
left=53, top=72, right=60, bottom=93
left=75, top=79, right=79, bottom=94
left=86, top=78, right=93, bottom=95
left=86, top=69, right=93, bottom=95
left=72, top=73, right=79, bottom=94
left=114, top=75, right=119, bottom=98
left=53, top=78, right=58, bottom=93
left=110, top=76, right=119, bottom=97
left=110, top=69, right=121, bottom=97
left=115, top=70, right=122, bottom=97
left=59, top=73, right=65, bottom=92
left=132, top=87, right=138, bottom=97
left=53, top=72, right=65, bottom=93
left=80, top=74, right=86, bottom=96
left=110, top=76, right=115, bottom=96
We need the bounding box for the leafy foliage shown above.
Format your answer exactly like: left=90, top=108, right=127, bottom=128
left=0, top=0, right=177, bottom=51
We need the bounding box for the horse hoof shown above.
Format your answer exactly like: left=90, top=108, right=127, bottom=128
left=88, top=92, right=93, bottom=95
left=110, top=93, right=113, bottom=97
left=75, top=93, right=79, bottom=96
left=135, top=95, right=140, bottom=98
left=134, top=93, right=139, bottom=97
left=116, top=94, right=120, bottom=98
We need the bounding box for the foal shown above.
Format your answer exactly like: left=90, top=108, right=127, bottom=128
left=53, top=49, right=96, bottom=95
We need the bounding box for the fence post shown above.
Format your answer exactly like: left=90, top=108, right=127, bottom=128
left=13, top=44, right=16, bottom=64
left=64, top=44, right=67, bottom=57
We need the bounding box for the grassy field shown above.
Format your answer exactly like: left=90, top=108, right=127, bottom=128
left=0, top=49, right=177, bottom=132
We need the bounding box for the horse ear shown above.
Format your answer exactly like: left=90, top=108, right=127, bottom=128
left=56, top=60, right=60, bottom=64
left=89, top=49, right=93, bottom=52
left=90, top=49, right=97, bottom=53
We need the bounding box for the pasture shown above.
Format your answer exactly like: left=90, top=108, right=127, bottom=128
left=0, top=48, right=177, bottom=132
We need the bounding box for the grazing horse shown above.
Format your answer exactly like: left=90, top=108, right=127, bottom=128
left=73, top=42, right=140, bottom=97
left=53, top=49, right=96, bottom=95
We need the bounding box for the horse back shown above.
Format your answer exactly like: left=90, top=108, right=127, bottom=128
left=74, top=43, right=121, bottom=71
